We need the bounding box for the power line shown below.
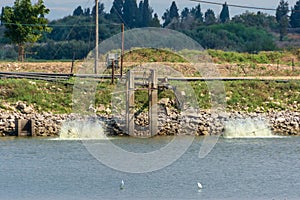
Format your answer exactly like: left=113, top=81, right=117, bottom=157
left=190, top=0, right=277, bottom=11
left=2, top=21, right=123, bottom=27
left=2, top=22, right=96, bottom=27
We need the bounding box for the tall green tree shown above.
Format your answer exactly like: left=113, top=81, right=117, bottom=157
left=73, top=6, right=84, bottom=16
left=181, top=7, right=190, bottom=21
left=220, top=2, right=230, bottom=23
left=162, top=1, right=179, bottom=27
left=1, top=0, right=51, bottom=61
left=169, top=1, right=179, bottom=20
left=276, top=0, right=289, bottom=41
left=205, top=9, right=216, bottom=25
left=138, top=0, right=144, bottom=26
left=123, top=0, right=138, bottom=28
left=141, top=0, right=153, bottom=27
left=191, top=4, right=203, bottom=23
left=110, top=0, right=124, bottom=23
left=0, top=7, right=4, bottom=26
left=290, top=0, right=300, bottom=28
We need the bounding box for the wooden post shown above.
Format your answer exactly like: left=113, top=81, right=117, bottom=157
left=95, top=0, right=99, bottom=74
left=71, top=52, right=75, bottom=74
left=121, top=23, right=124, bottom=78
left=149, top=70, right=158, bottom=136
left=111, top=59, right=115, bottom=84
left=126, top=70, right=135, bottom=135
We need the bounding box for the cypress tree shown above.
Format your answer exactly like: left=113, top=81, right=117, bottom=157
left=194, top=4, right=203, bottom=23
left=110, top=0, right=124, bottom=23
left=220, top=2, right=230, bottom=23
left=169, top=1, right=179, bottom=20
left=162, top=1, right=179, bottom=27
left=276, top=0, right=289, bottom=41
left=123, top=0, right=138, bottom=28
left=141, top=0, right=152, bottom=27
left=290, top=0, right=300, bottom=28
left=0, top=7, right=4, bottom=26
left=138, top=0, right=144, bottom=27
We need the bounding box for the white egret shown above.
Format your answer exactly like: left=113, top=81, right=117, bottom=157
left=197, top=182, right=203, bottom=189
left=120, top=180, right=125, bottom=190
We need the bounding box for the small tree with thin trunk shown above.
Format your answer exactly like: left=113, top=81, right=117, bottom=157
left=1, top=0, right=51, bottom=61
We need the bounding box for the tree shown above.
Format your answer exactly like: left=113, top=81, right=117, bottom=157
left=205, top=9, right=216, bottom=25
left=276, top=0, right=289, bottom=41
left=84, top=8, right=91, bottom=16
left=149, top=13, right=161, bottom=27
left=290, top=0, right=300, bottom=28
left=73, top=6, right=84, bottom=16
left=92, top=2, right=105, bottom=17
left=0, top=7, right=4, bottom=26
left=276, top=0, right=289, bottom=22
left=231, top=11, right=277, bottom=30
left=169, top=1, right=179, bottom=20
left=162, top=9, right=171, bottom=27
left=192, top=4, right=203, bottom=23
left=220, top=2, right=230, bottom=23
left=138, top=0, right=144, bottom=27
left=181, top=7, right=190, bottom=21
left=162, top=1, right=179, bottom=27
left=110, top=0, right=124, bottom=23
left=141, top=0, right=153, bottom=27
left=123, top=0, right=138, bottom=28
left=1, top=0, right=51, bottom=61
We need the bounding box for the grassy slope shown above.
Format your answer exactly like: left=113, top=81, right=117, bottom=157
left=0, top=78, right=299, bottom=114
left=0, top=49, right=299, bottom=113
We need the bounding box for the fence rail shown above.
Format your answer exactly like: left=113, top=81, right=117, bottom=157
left=0, top=71, right=299, bottom=82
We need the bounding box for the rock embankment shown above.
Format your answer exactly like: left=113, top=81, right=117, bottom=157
left=0, top=109, right=299, bottom=137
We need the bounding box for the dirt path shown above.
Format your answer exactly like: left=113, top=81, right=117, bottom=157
left=0, top=61, right=299, bottom=78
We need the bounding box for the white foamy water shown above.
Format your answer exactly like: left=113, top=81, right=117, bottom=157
left=58, top=119, right=107, bottom=140
left=223, top=118, right=283, bottom=139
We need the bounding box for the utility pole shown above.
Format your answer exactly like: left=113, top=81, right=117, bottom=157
left=95, top=0, right=99, bottom=74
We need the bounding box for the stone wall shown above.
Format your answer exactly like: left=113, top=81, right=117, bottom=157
left=0, top=110, right=299, bottom=137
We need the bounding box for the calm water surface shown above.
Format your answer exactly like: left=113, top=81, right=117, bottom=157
left=0, top=136, right=299, bottom=200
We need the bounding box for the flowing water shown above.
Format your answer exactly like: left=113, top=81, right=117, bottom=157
left=223, top=118, right=277, bottom=139
left=0, top=134, right=299, bottom=200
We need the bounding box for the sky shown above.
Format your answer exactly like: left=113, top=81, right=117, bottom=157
left=0, top=0, right=298, bottom=20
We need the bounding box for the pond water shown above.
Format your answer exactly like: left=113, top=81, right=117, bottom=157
left=0, top=136, right=299, bottom=200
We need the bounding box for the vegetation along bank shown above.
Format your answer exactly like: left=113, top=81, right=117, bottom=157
left=0, top=77, right=298, bottom=137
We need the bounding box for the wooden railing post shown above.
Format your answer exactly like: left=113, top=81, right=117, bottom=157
left=149, top=70, right=158, bottom=136
left=126, top=70, right=135, bottom=135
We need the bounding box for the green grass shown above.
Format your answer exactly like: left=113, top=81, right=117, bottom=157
left=0, top=79, right=73, bottom=113
left=0, top=78, right=299, bottom=114
left=207, top=49, right=294, bottom=64
left=192, top=80, right=300, bottom=112
left=124, top=48, right=187, bottom=63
